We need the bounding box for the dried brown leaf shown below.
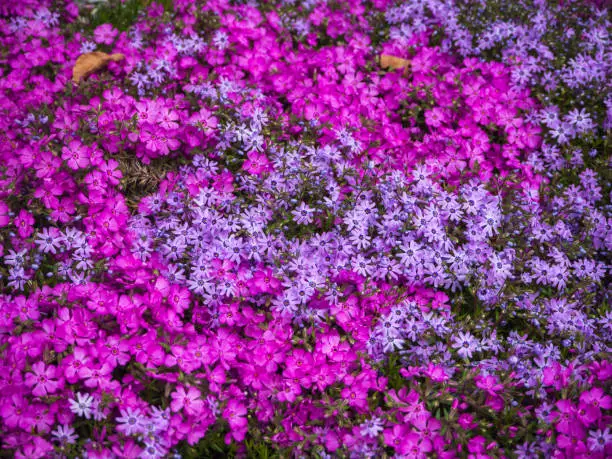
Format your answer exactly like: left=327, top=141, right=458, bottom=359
left=72, top=51, right=125, bottom=83
left=379, top=54, right=410, bottom=76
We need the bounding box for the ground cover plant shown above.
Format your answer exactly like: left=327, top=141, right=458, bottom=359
left=0, top=0, right=610, bottom=457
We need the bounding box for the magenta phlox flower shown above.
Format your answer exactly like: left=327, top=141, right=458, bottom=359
left=466, top=436, right=489, bottom=456
left=248, top=267, right=281, bottom=294
left=223, top=400, right=248, bottom=443
left=219, top=302, right=243, bottom=327
left=330, top=294, right=359, bottom=325
left=312, top=362, right=336, bottom=391
left=485, top=394, right=505, bottom=412
left=14, top=209, right=34, bottom=238
left=557, top=435, right=588, bottom=456
left=341, top=377, right=369, bottom=410
left=15, top=437, right=53, bottom=459
left=458, top=413, right=477, bottom=430
left=576, top=388, right=611, bottom=426
left=303, top=101, right=326, bottom=123
left=386, top=387, right=422, bottom=412
left=552, top=400, right=585, bottom=438
left=112, top=439, right=144, bottom=458
left=0, top=395, right=30, bottom=429
left=384, top=424, right=432, bottom=457
left=128, top=333, right=163, bottom=366
left=319, top=332, right=349, bottom=361
left=475, top=374, right=504, bottom=396
left=14, top=295, right=40, bottom=322
left=165, top=345, right=197, bottom=372
left=276, top=378, right=301, bottom=403
left=242, top=150, right=271, bottom=175
left=283, top=348, right=314, bottom=381
left=157, top=107, right=179, bottom=130
left=100, top=159, right=123, bottom=186
left=63, top=347, right=93, bottom=383
left=61, top=139, right=91, bottom=170
left=25, top=362, right=61, bottom=397
left=140, top=127, right=164, bottom=155
left=0, top=200, right=10, bottom=227
left=171, top=386, right=204, bottom=416
left=168, top=285, right=191, bottom=314
left=576, top=401, right=600, bottom=425
left=252, top=342, right=285, bottom=372
left=189, top=107, right=218, bottom=133
left=410, top=412, right=442, bottom=439
left=84, top=362, right=113, bottom=389
left=542, top=362, right=571, bottom=390
left=31, top=406, right=54, bottom=433
left=580, top=387, right=612, bottom=410
left=93, top=24, right=118, bottom=45
left=423, top=363, right=449, bottom=382
left=102, top=336, right=131, bottom=366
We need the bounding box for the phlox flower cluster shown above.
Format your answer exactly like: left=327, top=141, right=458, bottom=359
left=0, top=0, right=609, bottom=457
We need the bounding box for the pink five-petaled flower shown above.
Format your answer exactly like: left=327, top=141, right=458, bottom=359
left=93, top=24, right=118, bottom=45
left=552, top=400, right=585, bottom=438
left=242, top=150, right=271, bottom=175
left=580, top=387, right=612, bottom=410
left=0, top=200, right=11, bottom=227
left=0, top=395, right=30, bottom=429
left=63, top=347, right=93, bottom=383
left=252, top=342, right=284, bottom=373
left=102, top=336, right=130, bottom=366
left=341, top=379, right=368, bottom=406
left=467, top=436, right=494, bottom=455
left=189, top=107, right=218, bottom=134
left=485, top=394, right=505, bottom=412
left=542, top=362, right=571, bottom=390
left=14, top=209, right=34, bottom=238
left=157, top=107, right=179, bottom=130
left=248, top=267, right=281, bottom=295
left=61, top=140, right=91, bottom=170
left=576, top=401, right=600, bottom=425
left=577, top=387, right=611, bottom=425
left=168, top=285, right=191, bottom=314
left=475, top=374, right=504, bottom=396
left=84, top=362, right=112, bottom=389
left=458, top=413, right=477, bottom=429
left=223, top=400, right=248, bottom=443
left=14, top=295, right=40, bottom=321
left=140, top=127, right=180, bottom=156
left=25, top=362, right=61, bottom=397
left=423, top=363, right=449, bottom=382
left=383, top=424, right=431, bottom=457
left=100, top=159, right=122, bottom=186
left=411, top=412, right=441, bottom=439
left=16, top=437, right=53, bottom=459
left=171, top=386, right=203, bottom=416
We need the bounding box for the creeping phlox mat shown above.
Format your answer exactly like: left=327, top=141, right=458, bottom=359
left=0, top=0, right=610, bottom=458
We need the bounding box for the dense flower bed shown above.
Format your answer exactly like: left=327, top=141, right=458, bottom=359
left=0, top=0, right=609, bottom=457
